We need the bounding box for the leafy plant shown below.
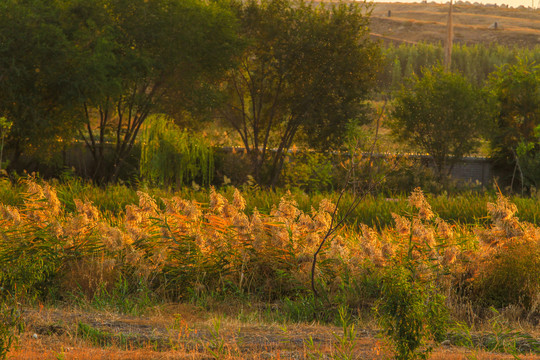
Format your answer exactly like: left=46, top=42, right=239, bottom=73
left=140, top=114, right=214, bottom=188
left=375, top=189, right=449, bottom=360
left=377, top=265, right=448, bottom=360
left=331, top=306, right=359, bottom=360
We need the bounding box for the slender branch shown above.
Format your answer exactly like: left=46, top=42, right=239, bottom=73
left=311, top=101, right=389, bottom=297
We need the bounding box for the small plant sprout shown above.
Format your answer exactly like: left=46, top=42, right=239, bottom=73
left=331, top=306, right=359, bottom=360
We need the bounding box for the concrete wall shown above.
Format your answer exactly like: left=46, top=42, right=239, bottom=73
left=60, top=144, right=494, bottom=186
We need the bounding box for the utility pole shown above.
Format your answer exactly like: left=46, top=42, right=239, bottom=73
left=445, top=0, right=454, bottom=71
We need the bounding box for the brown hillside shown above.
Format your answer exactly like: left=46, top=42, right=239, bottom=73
left=370, top=2, right=540, bottom=47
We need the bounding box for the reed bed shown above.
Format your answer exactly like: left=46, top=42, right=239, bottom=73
left=0, top=179, right=537, bottom=328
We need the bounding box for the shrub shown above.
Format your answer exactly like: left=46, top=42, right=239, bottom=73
left=475, top=240, right=540, bottom=313
left=377, top=265, right=448, bottom=360
left=471, top=194, right=540, bottom=316
left=375, top=189, right=449, bottom=360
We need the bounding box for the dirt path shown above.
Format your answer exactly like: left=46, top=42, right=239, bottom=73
left=7, top=305, right=540, bottom=360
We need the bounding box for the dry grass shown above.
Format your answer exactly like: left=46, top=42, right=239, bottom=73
left=370, top=2, right=540, bottom=46
left=0, top=180, right=539, bottom=359
left=9, top=305, right=540, bottom=360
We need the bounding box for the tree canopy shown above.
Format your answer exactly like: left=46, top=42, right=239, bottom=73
left=488, top=58, right=540, bottom=189
left=488, top=58, right=540, bottom=159
left=0, top=0, right=87, bottom=158
left=220, top=0, right=381, bottom=186
left=390, top=66, right=494, bottom=179
left=75, top=0, right=242, bottom=181
left=0, top=0, right=242, bottom=180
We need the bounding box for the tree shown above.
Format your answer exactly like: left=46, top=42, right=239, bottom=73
left=0, top=0, right=88, bottom=162
left=72, top=0, right=241, bottom=182
left=390, top=65, right=494, bottom=179
left=488, top=58, right=540, bottom=188
left=219, top=0, right=381, bottom=187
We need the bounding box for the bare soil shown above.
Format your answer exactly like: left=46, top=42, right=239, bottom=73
left=7, top=305, right=540, bottom=359
left=370, top=2, right=540, bottom=47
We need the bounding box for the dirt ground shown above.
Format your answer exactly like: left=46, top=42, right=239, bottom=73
left=369, top=2, right=540, bottom=47
left=7, top=304, right=540, bottom=360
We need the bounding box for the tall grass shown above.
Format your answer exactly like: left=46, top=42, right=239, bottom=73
left=7, top=179, right=538, bottom=229
left=0, top=178, right=537, bottom=328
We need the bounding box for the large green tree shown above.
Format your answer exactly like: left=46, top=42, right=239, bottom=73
left=220, top=0, right=381, bottom=186
left=488, top=58, right=540, bottom=186
left=0, top=0, right=88, bottom=161
left=390, top=66, right=494, bottom=179
left=0, top=0, right=241, bottom=181
left=74, top=0, right=241, bottom=182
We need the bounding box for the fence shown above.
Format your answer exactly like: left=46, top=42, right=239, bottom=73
left=41, top=143, right=495, bottom=186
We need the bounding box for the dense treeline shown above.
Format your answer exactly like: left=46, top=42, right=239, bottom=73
left=1, top=0, right=540, bottom=191
left=0, top=0, right=380, bottom=186
left=379, top=42, right=540, bottom=91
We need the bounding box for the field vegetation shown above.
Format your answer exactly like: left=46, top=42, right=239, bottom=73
left=0, top=179, right=539, bottom=358
left=1, top=0, right=540, bottom=359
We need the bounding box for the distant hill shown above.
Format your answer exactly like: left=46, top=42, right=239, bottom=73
left=370, top=2, right=540, bottom=47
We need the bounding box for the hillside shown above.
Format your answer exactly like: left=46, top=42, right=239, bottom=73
left=370, top=2, right=540, bottom=47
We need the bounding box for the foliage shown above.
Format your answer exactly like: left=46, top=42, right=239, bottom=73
left=0, top=179, right=538, bottom=336
left=377, top=266, right=447, bottom=360
left=0, top=0, right=241, bottom=181
left=515, top=129, right=540, bottom=190
left=77, top=322, right=129, bottom=348
left=280, top=152, right=335, bottom=192
left=473, top=195, right=540, bottom=312
left=375, top=189, right=449, bottom=360
left=489, top=58, right=540, bottom=188
left=140, top=115, right=214, bottom=188
left=390, top=66, right=494, bottom=179
left=0, top=0, right=87, bottom=159
left=379, top=42, right=540, bottom=92
left=73, top=0, right=242, bottom=182
left=0, top=118, right=12, bottom=174
left=220, top=0, right=380, bottom=186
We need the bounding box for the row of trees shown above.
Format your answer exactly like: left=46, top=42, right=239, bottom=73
left=1, top=0, right=539, bottom=189
left=0, top=0, right=380, bottom=186
left=0, top=0, right=241, bottom=182
left=380, top=42, right=540, bottom=91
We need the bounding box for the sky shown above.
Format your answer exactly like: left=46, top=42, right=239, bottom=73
left=374, top=0, right=538, bottom=8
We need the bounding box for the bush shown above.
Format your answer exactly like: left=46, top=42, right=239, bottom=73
left=376, top=265, right=448, bottom=360
left=474, top=240, right=540, bottom=313
left=375, top=189, right=449, bottom=360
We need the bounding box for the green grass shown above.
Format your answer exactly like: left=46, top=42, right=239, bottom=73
left=2, top=178, right=539, bottom=229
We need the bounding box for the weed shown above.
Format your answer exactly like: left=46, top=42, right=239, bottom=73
left=451, top=308, right=540, bottom=357
left=304, top=335, right=325, bottom=360
left=0, top=293, right=23, bottom=360
left=375, top=189, right=449, bottom=360
left=77, top=322, right=129, bottom=348
left=203, top=316, right=228, bottom=359
left=331, top=306, right=359, bottom=360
